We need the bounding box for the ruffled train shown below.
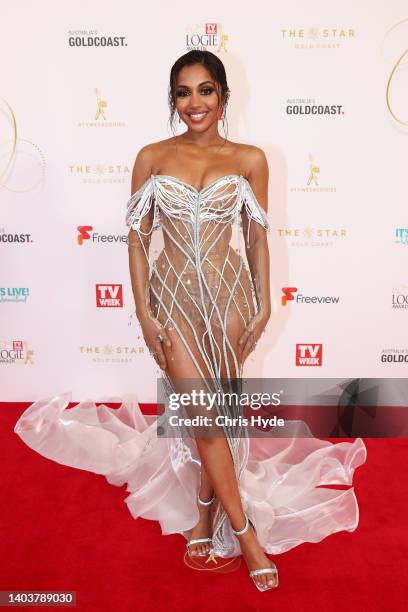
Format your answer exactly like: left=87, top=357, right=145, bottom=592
left=14, top=392, right=367, bottom=557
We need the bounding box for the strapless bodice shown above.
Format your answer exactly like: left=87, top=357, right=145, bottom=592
left=125, top=173, right=269, bottom=246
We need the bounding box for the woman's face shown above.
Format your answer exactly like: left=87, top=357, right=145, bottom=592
left=175, top=64, right=221, bottom=131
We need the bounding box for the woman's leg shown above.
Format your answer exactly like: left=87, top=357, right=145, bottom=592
left=161, top=324, right=277, bottom=589
left=188, top=464, right=214, bottom=556
left=195, top=436, right=277, bottom=589
left=159, top=323, right=217, bottom=557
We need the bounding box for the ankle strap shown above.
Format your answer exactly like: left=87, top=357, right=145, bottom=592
left=231, top=512, right=249, bottom=536
left=197, top=493, right=215, bottom=506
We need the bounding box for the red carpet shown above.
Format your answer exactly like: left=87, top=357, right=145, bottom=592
left=2, top=403, right=407, bottom=611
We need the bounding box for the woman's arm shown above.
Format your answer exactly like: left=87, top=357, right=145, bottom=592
left=128, top=146, right=156, bottom=320
left=128, top=146, right=171, bottom=369
left=239, top=147, right=271, bottom=364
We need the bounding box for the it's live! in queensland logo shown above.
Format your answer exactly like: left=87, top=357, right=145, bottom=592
left=296, top=344, right=323, bottom=366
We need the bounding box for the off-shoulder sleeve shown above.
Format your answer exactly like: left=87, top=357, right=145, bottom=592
left=125, top=175, right=160, bottom=233
left=240, top=177, right=270, bottom=246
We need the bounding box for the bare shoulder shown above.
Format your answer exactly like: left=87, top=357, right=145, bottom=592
left=237, top=143, right=268, bottom=181
left=133, top=138, right=171, bottom=166
left=131, top=139, right=173, bottom=192
left=236, top=143, right=269, bottom=212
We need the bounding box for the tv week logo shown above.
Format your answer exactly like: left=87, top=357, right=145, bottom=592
left=96, top=284, right=123, bottom=307
left=296, top=344, right=323, bottom=366
left=206, top=23, right=218, bottom=34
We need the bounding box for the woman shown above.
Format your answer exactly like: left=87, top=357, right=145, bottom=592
left=125, top=49, right=366, bottom=592
left=127, top=50, right=278, bottom=591
left=14, top=50, right=367, bottom=594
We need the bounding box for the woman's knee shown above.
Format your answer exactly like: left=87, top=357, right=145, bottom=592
left=195, top=435, right=227, bottom=449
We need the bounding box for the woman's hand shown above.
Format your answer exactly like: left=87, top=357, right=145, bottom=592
left=138, top=312, right=172, bottom=370
left=238, top=308, right=270, bottom=365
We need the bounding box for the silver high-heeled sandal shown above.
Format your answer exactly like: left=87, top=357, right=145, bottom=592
left=231, top=512, right=279, bottom=592
left=185, top=493, right=215, bottom=558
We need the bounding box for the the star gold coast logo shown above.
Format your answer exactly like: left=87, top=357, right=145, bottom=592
left=68, top=163, right=130, bottom=184
left=383, top=19, right=408, bottom=129
left=77, top=88, right=126, bottom=128
left=79, top=344, right=146, bottom=363
left=185, top=23, right=228, bottom=52
left=281, top=27, right=356, bottom=49
left=276, top=227, right=347, bottom=247
left=0, top=97, right=45, bottom=195
left=289, top=153, right=337, bottom=193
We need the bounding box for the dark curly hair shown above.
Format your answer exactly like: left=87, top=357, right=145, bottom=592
left=168, top=50, right=230, bottom=140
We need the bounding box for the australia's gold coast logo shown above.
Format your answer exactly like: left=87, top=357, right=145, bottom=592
left=0, top=97, right=45, bottom=194
left=185, top=23, right=228, bottom=52
left=289, top=153, right=337, bottom=193
left=383, top=19, right=408, bottom=128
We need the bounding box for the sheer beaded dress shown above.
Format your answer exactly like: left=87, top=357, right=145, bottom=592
left=14, top=173, right=367, bottom=559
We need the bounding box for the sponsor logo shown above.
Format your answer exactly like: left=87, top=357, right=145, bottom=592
left=286, top=98, right=344, bottom=116
left=0, top=340, right=34, bottom=364
left=395, top=228, right=408, bottom=245
left=392, top=285, right=408, bottom=309
left=68, top=30, right=127, bottom=47
left=77, top=226, right=128, bottom=245
left=78, top=344, right=147, bottom=363
left=0, top=288, right=30, bottom=303
left=77, top=88, right=126, bottom=128
left=281, top=287, right=340, bottom=305
left=296, top=343, right=323, bottom=366
left=289, top=153, right=337, bottom=193
left=380, top=348, right=408, bottom=363
left=0, top=228, right=33, bottom=243
left=276, top=227, right=347, bottom=247
left=281, top=27, right=356, bottom=49
left=96, top=284, right=123, bottom=307
left=185, top=23, right=229, bottom=52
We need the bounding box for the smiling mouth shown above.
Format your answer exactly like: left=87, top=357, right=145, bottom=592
left=188, top=112, right=208, bottom=120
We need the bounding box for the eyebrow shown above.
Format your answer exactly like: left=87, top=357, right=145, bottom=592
left=176, top=81, right=214, bottom=88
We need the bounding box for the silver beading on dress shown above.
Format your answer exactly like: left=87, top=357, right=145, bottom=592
left=126, top=173, right=270, bottom=557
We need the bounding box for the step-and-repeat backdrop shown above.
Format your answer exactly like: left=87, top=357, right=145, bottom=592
left=1, top=1, right=407, bottom=401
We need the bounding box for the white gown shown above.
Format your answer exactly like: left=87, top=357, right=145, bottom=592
left=14, top=173, right=367, bottom=558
